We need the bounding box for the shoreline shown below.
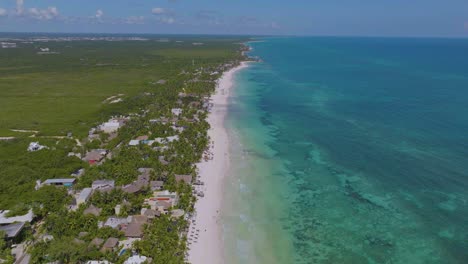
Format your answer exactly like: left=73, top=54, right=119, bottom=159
left=187, top=61, right=250, bottom=264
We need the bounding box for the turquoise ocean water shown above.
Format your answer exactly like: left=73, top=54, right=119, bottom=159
left=222, top=37, right=468, bottom=264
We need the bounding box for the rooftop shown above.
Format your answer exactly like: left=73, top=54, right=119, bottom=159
left=78, top=188, right=93, bottom=201
left=43, top=178, right=76, bottom=185
left=90, top=238, right=104, bottom=248
left=101, top=237, right=119, bottom=251
left=0, top=209, right=34, bottom=224
left=0, top=222, right=25, bottom=238
left=83, top=149, right=107, bottom=162
left=124, top=255, right=149, bottom=264
left=84, top=205, right=102, bottom=217
left=104, top=216, right=130, bottom=229
left=150, top=181, right=164, bottom=191
left=175, top=174, right=192, bottom=185
left=125, top=222, right=144, bottom=238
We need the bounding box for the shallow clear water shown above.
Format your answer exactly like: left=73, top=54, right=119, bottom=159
left=222, top=37, right=468, bottom=264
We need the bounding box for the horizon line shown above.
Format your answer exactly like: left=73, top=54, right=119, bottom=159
left=1, top=31, right=467, bottom=40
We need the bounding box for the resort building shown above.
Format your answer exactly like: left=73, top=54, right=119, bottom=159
left=124, top=255, right=150, bottom=264
left=103, top=216, right=131, bottom=229
left=150, top=181, right=164, bottom=191
left=175, top=174, right=192, bottom=185
left=141, top=208, right=160, bottom=219
left=100, top=237, right=119, bottom=253
left=144, top=191, right=179, bottom=213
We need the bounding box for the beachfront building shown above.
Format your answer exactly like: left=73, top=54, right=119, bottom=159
left=121, top=170, right=151, bottom=194
left=175, top=174, right=192, bottom=185
left=124, top=255, right=150, bottom=264
left=171, top=209, right=185, bottom=219
left=124, top=217, right=147, bottom=238
left=103, top=216, right=131, bottom=229
left=141, top=208, right=160, bottom=219
left=150, top=181, right=164, bottom=191
left=144, top=190, right=179, bottom=213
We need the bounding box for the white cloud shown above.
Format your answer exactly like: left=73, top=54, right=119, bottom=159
left=95, top=9, right=104, bottom=19
left=270, top=22, right=280, bottom=29
left=152, top=8, right=166, bottom=15
left=16, top=0, right=24, bottom=15
left=0, top=8, right=7, bottom=17
left=160, top=16, right=175, bottom=24
left=125, top=16, right=145, bottom=25
left=152, top=7, right=176, bottom=24
left=27, top=6, right=59, bottom=20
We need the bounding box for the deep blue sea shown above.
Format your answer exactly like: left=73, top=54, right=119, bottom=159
left=222, top=37, right=468, bottom=264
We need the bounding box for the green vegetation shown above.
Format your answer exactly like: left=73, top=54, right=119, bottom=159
left=0, top=35, right=248, bottom=263
left=0, top=231, right=14, bottom=263
left=0, top=38, right=241, bottom=137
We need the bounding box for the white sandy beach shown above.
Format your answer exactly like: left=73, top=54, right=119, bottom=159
left=187, top=62, right=249, bottom=264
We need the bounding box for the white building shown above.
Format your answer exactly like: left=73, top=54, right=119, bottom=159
left=92, top=180, right=115, bottom=190
left=124, top=255, right=149, bottom=264
left=77, top=188, right=93, bottom=205
left=154, top=135, right=179, bottom=144
left=99, top=119, right=121, bottom=133
left=128, top=140, right=140, bottom=146
left=171, top=108, right=183, bottom=116
left=1, top=42, right=17, bottom=48
left=27, top=142, right=48, bottom=152
left=0, top=210, right=34, bottom=225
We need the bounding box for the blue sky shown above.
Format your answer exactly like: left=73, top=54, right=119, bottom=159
left=0, top=0, right=467, bottom=37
